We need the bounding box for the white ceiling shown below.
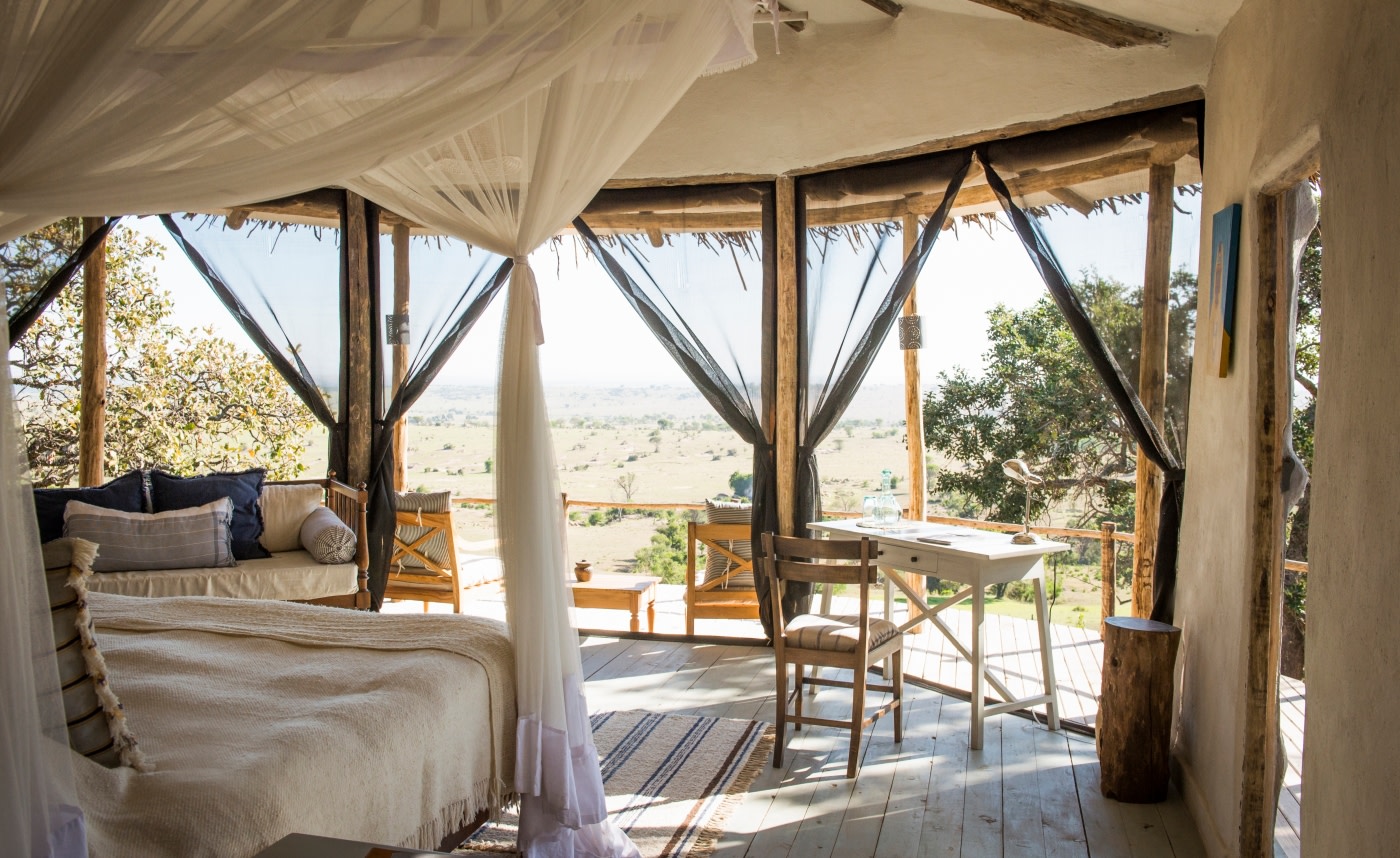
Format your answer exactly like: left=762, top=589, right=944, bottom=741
left=617, top=0, right=1238, bottom=181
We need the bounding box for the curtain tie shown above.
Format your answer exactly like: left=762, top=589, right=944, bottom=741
left=513, top=257, right=546, bottom=346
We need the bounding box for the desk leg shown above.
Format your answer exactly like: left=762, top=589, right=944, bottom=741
left=647, top=592, right=656, bottom=633
left=971, top=584, right=986, bottom=750
left=629, top=593, right=640, bottom=634
left=883, top=571, right=895, bottom=679
left=1033, top=576, right=1061, bottom=731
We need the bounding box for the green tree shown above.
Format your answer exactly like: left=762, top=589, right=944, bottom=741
left=728, top=470, right=753, bottom=500
left=633, top=511, right=691, bottom=584
left=6, top=220, right=319, bottom=486
left=922, top=268, right=1196, bottom=528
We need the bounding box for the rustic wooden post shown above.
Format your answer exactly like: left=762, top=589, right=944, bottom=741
left=1097, top=616, right=1181, bottom=802
left=1100, top=520, right=1117, bottom=636
left=901, top=212, right=927, bottom=606
left=79, top=217, right=108, bottom=487
left=775, top=175, right=798, bottom=537
left=344, top=192, right=373, bottom=488
left=391, top=222, right=411, bottom=491
left=1132, top=160, right=1174, bottom=618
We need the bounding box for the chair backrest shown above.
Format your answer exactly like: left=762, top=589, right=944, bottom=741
left=688, top=521, right=756, bottom=592
left=760, top=533, right=877, bottom=632
left=392, top=509, right=455, bottom=578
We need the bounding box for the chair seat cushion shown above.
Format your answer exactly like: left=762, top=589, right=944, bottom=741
left=784, top=613, right=900, bottom=652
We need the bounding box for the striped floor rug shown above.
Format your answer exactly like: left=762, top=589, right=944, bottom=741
left=457, top=711, right=773, bottom=858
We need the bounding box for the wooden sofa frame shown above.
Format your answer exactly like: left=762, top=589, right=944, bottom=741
left=685, top=521, right=760, bottom=635
left=270, top=475, right=370, bottom=610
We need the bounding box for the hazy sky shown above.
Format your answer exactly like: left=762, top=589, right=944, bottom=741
left=128, top=191, right=1201, bottom=391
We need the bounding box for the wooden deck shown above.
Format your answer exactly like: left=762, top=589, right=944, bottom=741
left=578, top=635, right=1205, bottom=857
left=391, top=580, right=1307, bottom=855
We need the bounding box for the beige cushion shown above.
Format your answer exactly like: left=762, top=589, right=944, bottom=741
left=85, top=550, right=358, bottom=601
left=703, top=499, right=754, bottom=589
left=41, top=538, right=149, bottom=771
left=784, top=614, right=901, bottom=653
left=301, top=506, right=357, bottom=564
left=259, top=484, right=325, bottom=553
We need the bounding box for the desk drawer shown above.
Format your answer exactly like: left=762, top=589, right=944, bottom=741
left=874, top=546, right=939, bottom=576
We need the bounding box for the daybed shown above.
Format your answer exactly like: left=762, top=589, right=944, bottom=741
left=45, top=540, right=515, bottom=858
left=36, top=472, right=371, bottom=609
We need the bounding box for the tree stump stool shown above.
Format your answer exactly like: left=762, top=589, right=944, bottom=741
left=1096, top=616, right=1181, bottom=803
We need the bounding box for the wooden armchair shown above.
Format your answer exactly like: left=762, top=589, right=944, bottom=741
left=387, top=508, right=461, bottom=613
left=685, top=521, right=761, bottom=635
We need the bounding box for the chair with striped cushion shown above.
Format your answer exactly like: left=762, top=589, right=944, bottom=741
left=387, top=491, right=461, bottom=613
left=684, top=500, right=761, bottom=635
left=760, top=532, right=903, bottom=779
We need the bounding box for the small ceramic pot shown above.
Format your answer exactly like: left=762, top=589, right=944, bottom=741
left=574, top=561, right=593, bottom=582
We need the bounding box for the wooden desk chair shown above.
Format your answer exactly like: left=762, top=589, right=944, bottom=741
left=685, top=521, right=761, bottom=635
left=761, top=532, right=903, bottom=778
left=387, top=509, right=461, bottom=613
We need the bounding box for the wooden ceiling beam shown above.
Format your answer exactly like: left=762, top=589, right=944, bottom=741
left=859, top=0, right=904, bottom=17
left=965, top=0, right=1170, bottom=48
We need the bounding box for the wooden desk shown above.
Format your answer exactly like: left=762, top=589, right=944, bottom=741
left=809, top=520, right=1070, bottom=749
left=568, top=574, right=659, bottom=633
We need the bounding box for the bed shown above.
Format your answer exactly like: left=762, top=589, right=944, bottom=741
left=73, top=591, right=517, bottom=857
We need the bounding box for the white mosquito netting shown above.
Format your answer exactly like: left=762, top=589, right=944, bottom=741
left=0, top=0, right=678, bottom=242
left=347, top=4, right=754, bottom=853
left=1, top=2, right=755, bottom=856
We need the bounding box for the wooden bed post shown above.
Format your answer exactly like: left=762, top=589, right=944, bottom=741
left=1132, top=161, right=1174, bottom=617
left=901, top=211, right=927, bottom=605
left=391, top=222, right=411, bottom=491
left=79, top=216, right=108, bottom=487
left=775, top=175, right=799, bottom=537
left=344, top=192, right=373, bottom=488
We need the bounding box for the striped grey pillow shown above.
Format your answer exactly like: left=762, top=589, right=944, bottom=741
left=299, top=506, right=357, bottom=564
left=65, top=498, right=234, bottom=572
left=395, top=491, right=452, bottom=569
left=703, top=499, right=754, bottom=589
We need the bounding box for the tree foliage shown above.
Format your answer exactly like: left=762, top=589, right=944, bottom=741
left=922, top=268, right=1196, bottom=528
left=6, top=220, right=319, bottom=487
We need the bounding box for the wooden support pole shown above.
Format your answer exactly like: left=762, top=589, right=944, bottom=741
left=901, top=214, right=926, bottom=605
left=775, top=176, right=798, bottom=537
left=79, top=217, right=108, bottom=487
left=344, top=192, right=373, bottom=488
left=1239, top=190, right=1289, bottom=858
left=391, top=223, right=411, bottom=492
left=1132, top=162, right=1174, bottom=617
left=1100, top=520, right=1117, bottom=637
left=1096, top=617, right=1181, bottom=802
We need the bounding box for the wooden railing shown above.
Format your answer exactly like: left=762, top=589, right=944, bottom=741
left=447, top=494, right=1310, bottom=635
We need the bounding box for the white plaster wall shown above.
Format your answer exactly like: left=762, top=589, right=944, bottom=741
left=1177, top=0, right=1400, bottom=854
left=618, top=6, right=1215, bottom=179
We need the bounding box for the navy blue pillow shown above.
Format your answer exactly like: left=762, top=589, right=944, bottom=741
left=32, top=470, right=147, bottom=544
left=149, top=469, right=270, bottom=560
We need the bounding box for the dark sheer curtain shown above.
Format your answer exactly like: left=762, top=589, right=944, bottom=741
left=161, top=212, right=344, bottom=466
left=7, top=216, right=121, bottom=344
left=977, top=154, right=1184, bottom=622
left=793, top=151, right=974, bottom=596
left=573, top=182, right=779, bottom=630
left=364, top=227, right=511, bottom=607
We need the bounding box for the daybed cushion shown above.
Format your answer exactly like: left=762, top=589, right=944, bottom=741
left=83, top=550, right=358, bottom=602
left=65, top=498, right=235, bottom=572
left=300, top=506, right=357, bottom=564
left=77, top=593, right=516, bottom=858
left=33, top=469, right=146, bottom=543
left=41, top=538, right=148, bottom=771
left=149, top=468, right=270, bottom=560
left=259, top=483, right=325, bottom=553
left=704, top=499, right=755, bottom=589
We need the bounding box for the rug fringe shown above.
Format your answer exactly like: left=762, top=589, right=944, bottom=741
left=684, top=723, right=775, bottom=858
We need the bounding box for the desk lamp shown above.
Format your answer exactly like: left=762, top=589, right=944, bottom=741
left=1002, top=458, right=1045, bottom=545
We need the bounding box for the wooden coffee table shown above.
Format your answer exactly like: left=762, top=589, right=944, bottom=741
left=568, top=574, right=659, bottom=633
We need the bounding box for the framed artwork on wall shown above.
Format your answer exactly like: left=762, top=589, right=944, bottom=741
left=1209, top=203, right=1242, bottom=377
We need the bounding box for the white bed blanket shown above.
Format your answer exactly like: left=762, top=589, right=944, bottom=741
left=76, top=593, right=516, bottom=858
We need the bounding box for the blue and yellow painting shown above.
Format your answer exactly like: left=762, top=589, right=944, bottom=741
left=1209, top=203, right=1242, bottom=378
